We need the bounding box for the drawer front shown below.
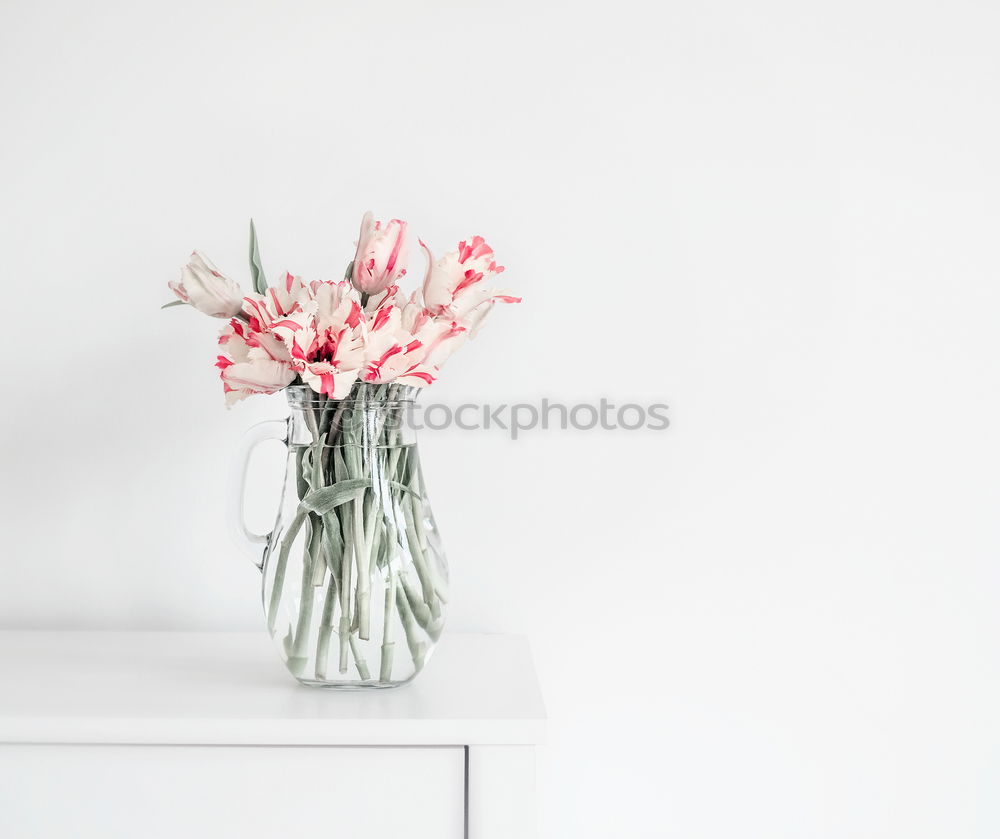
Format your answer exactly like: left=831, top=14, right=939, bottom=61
left=0, top=744, right=465, bottom=838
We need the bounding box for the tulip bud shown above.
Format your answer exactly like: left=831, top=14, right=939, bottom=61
left=169, top=251, right=244, bottom=318
left=351, top=211, right=409, bottom=295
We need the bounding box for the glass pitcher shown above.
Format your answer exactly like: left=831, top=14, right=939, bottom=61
left=231, top=384, right=448, bottom=688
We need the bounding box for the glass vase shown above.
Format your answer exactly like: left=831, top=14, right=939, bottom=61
left=231, top=384, right=448, bottom=688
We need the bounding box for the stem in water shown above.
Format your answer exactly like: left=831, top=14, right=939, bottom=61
left=267, top=509, right=306, bottom=634
left=379, top=569, right=397, bottom=682
left=289, top=518, right=323, bottom=672
left=315, top=574, right=338, bottom=681
left=396, top=585, right=425, bottom=673
left=348, top=634, right=371, bottom=681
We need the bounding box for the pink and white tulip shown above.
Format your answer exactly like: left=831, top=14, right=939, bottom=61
left=216, top=319, right=297, bottom=405
left=357, top=292, right=470, bottom=386
left=232, top=278, right=367, bottom=401
left=421, top=237, right=520, bottom=331
left=359, top=305, right=427, bottom=385
left=170, top=251, right=244, bottom=318
left=351, top=212, right=409, bottom=295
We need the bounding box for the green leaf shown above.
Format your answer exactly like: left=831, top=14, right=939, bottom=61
left=161, top=300, right=187, bottom=310
left=300, top=479, right=369, bottom=515
left=389, top=480, right=419, bottom=498
left=249, top=218, right=268, bottom=294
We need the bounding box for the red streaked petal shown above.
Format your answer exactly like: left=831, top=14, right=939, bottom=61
left=454, top=270, right=484, bottom=295
left=346, top=301, right=363, bottom=329
left=372, top=307, right=391, bottom=331
left=270, top=318, right=303, bottom=331
left=379, top=345, right=403, bottom=364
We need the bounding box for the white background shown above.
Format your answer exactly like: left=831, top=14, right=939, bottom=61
left=2, top=1, right=999, bottom=836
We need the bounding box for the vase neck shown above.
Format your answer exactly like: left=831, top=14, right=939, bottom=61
left=284, top=385, right=419, bottom=448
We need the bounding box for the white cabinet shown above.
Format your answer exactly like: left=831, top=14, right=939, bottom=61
left=0, top=631, right=544, bottom=839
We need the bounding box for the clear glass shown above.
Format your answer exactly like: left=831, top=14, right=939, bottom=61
left=261, top=384, right=447, bottom=688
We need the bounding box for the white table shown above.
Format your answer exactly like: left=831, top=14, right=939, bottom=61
left=0, top=631, right=545, bottom=838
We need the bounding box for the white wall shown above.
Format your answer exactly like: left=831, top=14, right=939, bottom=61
left=2, top=0, right=999, bottom=836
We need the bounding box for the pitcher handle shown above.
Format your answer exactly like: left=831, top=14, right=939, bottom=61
left=229, top=419, right=288, bottom=571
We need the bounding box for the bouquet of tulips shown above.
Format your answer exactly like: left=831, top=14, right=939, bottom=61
left=166, top=213, right=518, bottom=685
left=167, top=213, right=518, bottom=400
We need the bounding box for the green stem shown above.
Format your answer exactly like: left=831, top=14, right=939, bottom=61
left=395, top=585, right=425, bottom=673
left=289, top=518, right=323, bottom=671
left=353, top=494, right=370, bottom=640
left=315, top=574, right=338, bottom=681
left=348, top=633, right=371, bottom=680
left=267, top=509, right=307, bottom=634
left=379, top=570, right=396, bottom=681
left=399, top=568, right=444, bottom=641
left=328, top=433, right=351, bottom=674
left=338, top=503, right=353, bottom=675
left=402, top=494, right=439, bottom=619
left=309, top=514, right=327, bottom=587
